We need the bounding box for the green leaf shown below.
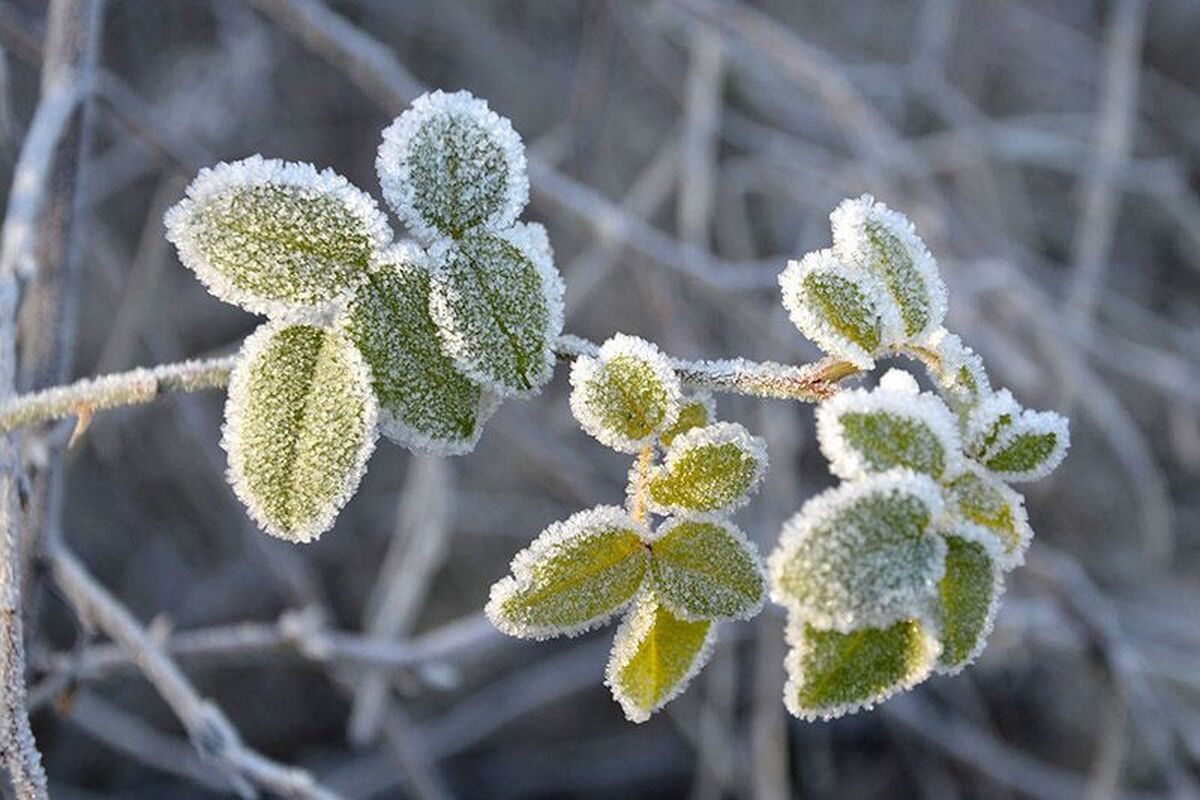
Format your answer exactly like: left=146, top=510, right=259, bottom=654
left=428, top=224, right=564, bottom=397
left=606, top=592, right=715, bottom=723
left=780, top=250, right=892, bottom=368
left=650, top=518, right=764, bottom=621
left=223, top=322, right=378, bottom=543
left=339, top=244, right=495, bottom=456
left=784, top=617, right=938, bottom=720
left=935, top=536, right=1001, bottom=673
left=983, top=409, right=1069, bottom=481
left=769, top=471, right=946, bottom=632
left=926, top=329, right=990, bottom=410
left=645, top=422, right=767, bottom=514
left=377, top=89, right=529, bottom=240
left=659, top=392, right=715, bottom=448
left=569, top=334, right=682, bottom=453
left=165, top=156, right=391, bottom=316
left=816, top=370, right=960, bottom=480
left=831, top=194, right=946, bottom=341
left=486, top=506, right=649, bottom=639
left=944, top=470, right=1031, bottom=564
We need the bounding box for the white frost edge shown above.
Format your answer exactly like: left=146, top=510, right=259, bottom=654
left=782, top=609, right=941, bottom=722
left=779, top=249, right=900, bottom=369
left=648, top=514, right=766, bottom=622
left=221, top=318, right=380, bottom=544
left=830, top=193, right=948, bottom=342
left=604, top=589, right=721, bottom=724
left=981, top=408, right=1071, bottom=483
left=928, top=533, right=1007, bottom=677
left=963, top=388, right=1020, bottom=458
left=427, top=221, right=565, bottom=399
left=376, top=89, right=529, bottom=242
left=643, top=421, right=769, bottom=516
left=485, top=505, right=650, bottom=641
left=923, top=327, right=991, bottom=408
left=942, top=463, right=1033, bottom=570
left=767, top=469, right=947, bottom=632
left=165, top=154, right=392, bottom=319
left=815, top=368, right=963, bottom=482
left=569, top=333, right=683, bottom=454
left=348, top=242, right=503, bottom=457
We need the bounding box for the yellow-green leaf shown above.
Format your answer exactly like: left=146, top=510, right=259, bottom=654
left=340, top=244, right=496, bottom=455
left=487, top=506, right=649, bottom=639
left=223, top=322, right=378, bottom=543
left=606, top=592, right=715, bottom=723
left=784, top=616, right=938, bottom=720
left=646, top=422, right=767, bottom=514
left=165, top=156, right=391, bottom=316
left=658, top=392, right=715, bottom=448
left=935, top=536, right=1001, bottom=673
left=944, top=470, right=1031, bottom=565
left=650, top=518, right=764, bottom=621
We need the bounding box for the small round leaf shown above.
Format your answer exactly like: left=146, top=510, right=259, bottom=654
left=645, top=422, right=768, bottom=515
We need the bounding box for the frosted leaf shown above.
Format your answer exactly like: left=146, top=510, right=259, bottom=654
left=649, top=517, right=764, bottom=621
left=924, top=328, right=990, bottom=409
left=377, top=89, right=529, bottom=241
left=428, top=223, right=565, bottom=397
left=783, top=615, right=939, bottom=721
left=645, top=422, right=768, bottom=515
left=816, top=368, right=961, bottom=480
left=943, top=467, right=1032, bottom=567
left=222, top=321, right=378, bottom=543
left=779, top=249, right=900, bottom=369
left=658, top=391, right=716, bottom=449
left=569, top=334, right=682, bottom=454
left=165, top=155, right=391, bottom=317
left=769, top=470, right=946, bottom=632
left=831, top=194, right=947, bottom=341
left=934, top=534, right=1003, bottom=674
left=980, top=409, right=1070, bottom=482
left=486, top=506, right=649, bottom=640
left=338, top=243, right=497, bottom=456
left=963, top=389, right=1021, bottom=460
left=605, top=590, right=717, bottom=723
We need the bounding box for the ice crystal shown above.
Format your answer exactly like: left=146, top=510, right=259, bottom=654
left=645, top=422, right=768, bottom=515
left=165, top=155, right=391, bottom=317
left=377, top=89, right=529, bottom=241
left=569, top=334, right=682, bottom=454
left=339, top=242, right=497, bottom=456
left=831, top=194, right=947, bottom=341
left=783, top=614, right=939, bottom=721
left=649, top=517, right=764, bottom=621
left=605, top=590, right=717, bottom=723
left=486, top=506, right=650, bottom=640
left=816, top=368, right=962, bottom=481
left=222, top=321, right=378, bottom=543
left=779, top=249, right=897, bottom=369
left=769, top=470, right=947, bottom=633
left=428, top=222, right=565, bottom=397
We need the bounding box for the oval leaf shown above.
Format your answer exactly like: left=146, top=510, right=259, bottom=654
left=223, top=322, right=378, bottom=543
left=944, top=468, right=1032, bottom=567
left=165, top=155, right=391, bottom=316
left=779, top=249, right=898, bottom=368
left=831, top=194, right=947, bottom=341
left=569, top=334, right=682, bottom=453
left=816, top=368, right=961, bottom=480
left=769, top=471, right=946, bottom=632
left=659, top=391, right=715, bottom=448
left=606, top=591, right=716, bottom=723
left=935, top=535, right=1002, bottom=673
left=645, top=422, right=767, bottom=514
left=981, top=409, right=1070, bottom=482
left=339, top=243, right=496, bottom=456
left=377, top=89, right=528, bottom=241
left=486, top=506, right=649, bottom=639
left=428, top=223, right=564, bottom=397
left=784, top=616, right=939, bottom=721
left=650, top=518, right=764, bottom=621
